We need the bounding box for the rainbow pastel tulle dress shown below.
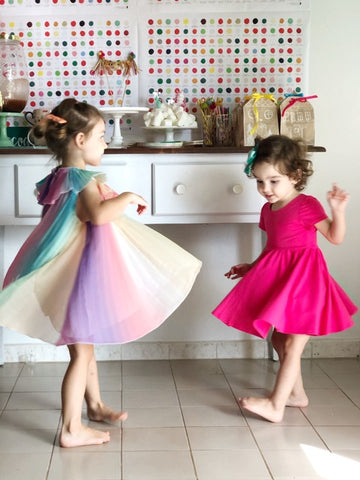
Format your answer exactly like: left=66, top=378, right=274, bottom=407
left=0, top=167, right=202, bottom=345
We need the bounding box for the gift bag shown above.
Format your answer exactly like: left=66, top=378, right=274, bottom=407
left=232, top=102, right=244, bottom=147
left=243, top=94, right=279, bottom=146
left=280, top=94, right=317, bottom=145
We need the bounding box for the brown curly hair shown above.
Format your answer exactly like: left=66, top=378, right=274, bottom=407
left=251, top=135, right=313, bottom=191
left=31, top=98, right=104, bottom=163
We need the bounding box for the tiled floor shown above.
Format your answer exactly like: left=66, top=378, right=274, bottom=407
left=1, top=358, right=360, bottom=480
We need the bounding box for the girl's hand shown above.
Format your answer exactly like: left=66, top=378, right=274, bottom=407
left=327, top=183, right=349, bottom=212
left=225, top=263, right=252, bottom=279
left=137, top=204, right=147, bottom=215
left=129, top=194, right=148, bottom=215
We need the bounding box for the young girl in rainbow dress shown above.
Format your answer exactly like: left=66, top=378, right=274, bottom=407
left=0, top=98, right=201, bottom=447
left=213, top=135, right=357, bottom=423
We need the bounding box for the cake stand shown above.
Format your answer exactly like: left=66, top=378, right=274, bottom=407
left=143, top=125, right=198, bottom=146
left=0, top=112, right=24, bottom=147
left=101, top=107, right=149, bottom=147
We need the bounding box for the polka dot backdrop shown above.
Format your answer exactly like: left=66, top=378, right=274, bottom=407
left=138, top=13, right=309, bottom=115
left=1, top=0, right=310, bottom=130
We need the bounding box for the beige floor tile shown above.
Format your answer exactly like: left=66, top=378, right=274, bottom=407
left=5, top=391, right=61, bottom=410
left=173, top=371, right=229, bottom=390
left=20, top=362, right=68, bottom=378
left=177, top=388, right=235, bottom=406
left=0, top=363, right=24, bottom=377
left=123, top=388, right=179, bottom=409
left=14, top=375, right=62, bottom=392
left=96, top=360, right=122, bottom=376
left=171, top=359, right=223, bottom=375
left=0, top=357, right=359, bottom=479
left=251, top=425, right=326, bottom=450
left=123, top=451, right=196, bottom=479
left=122, top=374, right=175, bottom=390
left=301, top=404, right=360, bottom=426
left=0, top=409, right=61, bottom=430
left=262, top=448, right=326, bottom=478
left=0, top=376, right=17, bottom=392
left=187, top=426, right=257, bottom=450
left=0, top=425, right=55, bottom=453
left=0, top=392, right=10, bottom=410
left=124, top=406, right=184, bottom=428
left=192, top=450, right=271, bottom=479
left=306, top=388, right=354, bottom=406
left=48, top=451, right=121, bottom=480
left=0, top=452, right=51, bottom=480
left=181, top=404, right=246, bottom=427
left=123, top=360, right=172, bottom=376
left=123, top=427, right=189, bottom=451
left=316, top=426, right=360, bottom=450
left=99, top=374, right=122, bottom=392
left=225, top=371, right=276, bottom=390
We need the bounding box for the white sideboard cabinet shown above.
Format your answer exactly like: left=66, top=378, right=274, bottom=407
left=0, top=150, right=265, bottom=226
left=0, top=146, right=325, bottom=363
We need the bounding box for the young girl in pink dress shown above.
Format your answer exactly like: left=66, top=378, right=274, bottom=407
left=0, top=98, right=201, bottom=447
left=213, top=135, right=357, bottom=423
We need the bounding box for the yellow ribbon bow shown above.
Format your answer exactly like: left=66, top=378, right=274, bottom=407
left=250, top=93, right=278, bottom=135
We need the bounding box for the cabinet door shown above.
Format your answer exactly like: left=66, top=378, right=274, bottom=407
left=15, top=165, right=50, bottom=217
left=152, top=163, right=263, bottom=216
left=0, top=166, right=15, bottom=219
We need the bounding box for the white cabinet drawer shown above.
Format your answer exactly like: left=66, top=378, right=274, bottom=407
left=15, top=163, right=128, bottom=218
left=152, top=162, right=263, bottom=216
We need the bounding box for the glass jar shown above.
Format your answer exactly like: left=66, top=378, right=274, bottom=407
left=0, top=35, right=29, bottom=112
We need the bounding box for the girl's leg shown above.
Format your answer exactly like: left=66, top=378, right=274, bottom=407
left=84, top=353, right=128, bottom=423
left=271, top=330, right=309, bottom=408
left=240, top=334, right=309, bottom=422
left=59, top=344, right=110, bottom=448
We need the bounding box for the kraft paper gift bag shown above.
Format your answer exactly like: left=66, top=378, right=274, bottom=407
left=243, top=94, right=279, bottom=146
left=232, top=102, right=244, bottom=147
left=280, top=94, right=318, bottom=145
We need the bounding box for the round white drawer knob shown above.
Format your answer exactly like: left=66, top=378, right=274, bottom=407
left=232, top=184, right=243, bottom=194
left=175, top=184, right=186, bottom=195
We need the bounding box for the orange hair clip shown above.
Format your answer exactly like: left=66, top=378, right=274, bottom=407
left=46, top=113, right=67, bottom=124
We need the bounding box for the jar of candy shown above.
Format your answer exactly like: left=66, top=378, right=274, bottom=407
left=0, top=34, right=29, bottom=112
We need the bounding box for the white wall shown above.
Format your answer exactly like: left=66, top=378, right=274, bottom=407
left=3, top=0, right=359, bottom=359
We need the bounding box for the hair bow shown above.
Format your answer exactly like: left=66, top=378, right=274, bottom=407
left=46, top=114, right=67, bottom=124
left=244, top=145, right=258, bottom=176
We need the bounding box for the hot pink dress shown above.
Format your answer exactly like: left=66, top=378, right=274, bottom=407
left=212, top=194, right=357, bottom=338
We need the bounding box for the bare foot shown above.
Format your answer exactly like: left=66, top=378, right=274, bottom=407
left=87, top=403, right=128, bottom=424
left=286, top=393, right=309, bottom=408
left=60, top=425, right=110, bottom=448
left=239, top=396, right=284, bottom=423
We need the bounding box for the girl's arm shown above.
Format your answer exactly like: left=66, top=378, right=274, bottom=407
left=315, top=183, right=349, bottom=245
left=225, top=250, right=266, bottom=279
left=76, top=180, right=148, bottom=225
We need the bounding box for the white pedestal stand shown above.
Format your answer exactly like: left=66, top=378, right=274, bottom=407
left=101, top=107, right=149, bottom=147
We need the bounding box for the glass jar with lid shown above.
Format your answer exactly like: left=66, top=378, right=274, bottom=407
left=0, top=33, right=29, bottom=112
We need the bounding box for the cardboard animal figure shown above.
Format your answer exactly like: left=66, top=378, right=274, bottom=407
left=243, top=94, right=279, bottom=146
left=280, top=94, right=318, bottom=145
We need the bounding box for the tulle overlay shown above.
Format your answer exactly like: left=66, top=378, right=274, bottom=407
left=213, top=195, right=357, bottom=339
left=0, top=167, right=202, bottom=345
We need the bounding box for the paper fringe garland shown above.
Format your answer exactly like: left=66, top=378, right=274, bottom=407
left=91, top=51, right=140, bottom=76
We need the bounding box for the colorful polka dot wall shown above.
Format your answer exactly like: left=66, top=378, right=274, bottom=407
left=1, top=0, right=310, bottom=121
left=140, top=12, right=309, bottom=114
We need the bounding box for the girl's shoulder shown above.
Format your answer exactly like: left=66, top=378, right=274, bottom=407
left=298, top=194, right=328, bottom=225
left=36, top=167, right=106, bottom=206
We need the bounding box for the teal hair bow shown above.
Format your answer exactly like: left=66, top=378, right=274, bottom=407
left=244, top=145, right=258, bottom=177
